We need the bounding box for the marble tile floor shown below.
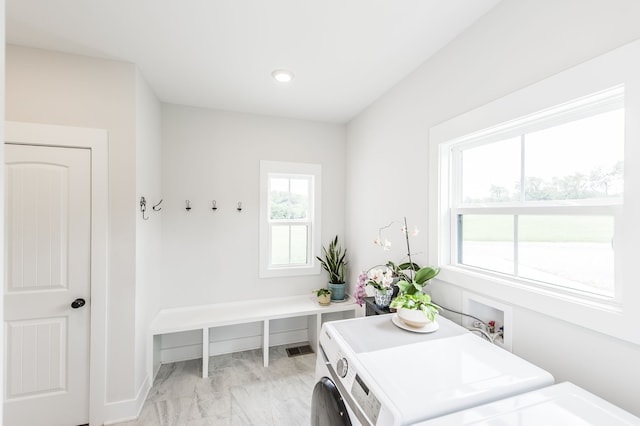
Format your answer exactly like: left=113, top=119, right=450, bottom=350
left=116, top=344, right=317, bottom=426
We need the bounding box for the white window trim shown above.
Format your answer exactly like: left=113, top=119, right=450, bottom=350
left=259, top=160, right=321, bottom=278
left=428, top=39, right=640, bottom=345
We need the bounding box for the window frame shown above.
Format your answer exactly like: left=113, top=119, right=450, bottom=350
left=428, top=40, right=640, bottom=344
left=259, top=160, right=321, bottom=278
left=450, top=90, right=623, bottom=300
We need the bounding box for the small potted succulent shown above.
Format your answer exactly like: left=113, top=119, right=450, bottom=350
left=390, top=292, right=440, bottom=328
left=313, top=288, right=332, bottom=306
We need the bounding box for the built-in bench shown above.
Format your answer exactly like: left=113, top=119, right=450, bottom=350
left=149, top=294, right=358, bottom=378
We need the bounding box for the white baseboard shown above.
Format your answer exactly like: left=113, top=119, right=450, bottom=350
left=102, top=374, right=151, bottom=425
left=159, top=329, right=309, bottom=364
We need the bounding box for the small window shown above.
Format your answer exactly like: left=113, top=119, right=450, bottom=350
left=260, top=161, right=321, bottom=277
left=451, top=87, right=623, bottom=298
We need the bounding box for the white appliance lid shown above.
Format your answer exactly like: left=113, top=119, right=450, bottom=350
left=419, top=382, right=640, bottom=425
left=342, top=317, right=554, bottom=424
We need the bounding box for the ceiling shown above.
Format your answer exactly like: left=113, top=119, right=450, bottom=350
left=6, top=0, right=500, bottom=123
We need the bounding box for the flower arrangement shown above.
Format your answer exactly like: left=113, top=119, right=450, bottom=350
left=362, top=267, right=395, bottom=291
left=355, top=217, right=440, bottom=307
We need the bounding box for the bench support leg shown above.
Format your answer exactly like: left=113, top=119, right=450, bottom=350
left=263, top=320, right=269, bottom=367
left=202, top=327, right=209, bottom=378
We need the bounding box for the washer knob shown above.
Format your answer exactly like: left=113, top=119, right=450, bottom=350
left=336, top=358, right=348, bottom=378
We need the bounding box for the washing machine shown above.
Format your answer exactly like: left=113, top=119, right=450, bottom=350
left=419, top=382, right=640, bottom=425
left=311, top=314, right=554, bottom=425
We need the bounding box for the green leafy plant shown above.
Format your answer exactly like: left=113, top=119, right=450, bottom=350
left=313, top=288, right=332, bottom=297
left=385, top=260, right=421, bottom=283
left=390, top=293, right=440, bottom=321
left=316, top=235, right=347, bottom=284
left=396, top=266, right=440, bottom=295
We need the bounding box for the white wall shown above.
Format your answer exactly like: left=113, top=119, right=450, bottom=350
left=157, top=105, right=346, bottom=362
left=346, top=0, right=640, bottom=416
left=5, top=46, right=138, bottom=408
left=1, top=2, right=6, bottom=422
left=160, top=104, right=346, bottom=310
left=134, top=70, right=162, bottom=404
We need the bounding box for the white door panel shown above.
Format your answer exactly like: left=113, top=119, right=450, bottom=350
left=4, top=144, right=91, bottom=426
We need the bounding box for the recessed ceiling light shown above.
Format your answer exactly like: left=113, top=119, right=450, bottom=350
left=272, top=69, right=294, bottom=83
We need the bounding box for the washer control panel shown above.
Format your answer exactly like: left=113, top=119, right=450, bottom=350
left=351, top=373, right=381, bottom=424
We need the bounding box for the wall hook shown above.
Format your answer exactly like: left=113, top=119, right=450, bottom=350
left=185, top=200, right=192, bottom=211
left=212, top=200, right=218, bottom=211
left=140, top=197, right=149, bottom=220
left=237, top=202, right=243, bottom=212
left=152, top=199, right=163, bottom=211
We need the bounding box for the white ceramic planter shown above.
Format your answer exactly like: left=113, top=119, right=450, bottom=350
left=397, top=307, right=433, bottom=328
left=318, top=294, right=331, bottom=306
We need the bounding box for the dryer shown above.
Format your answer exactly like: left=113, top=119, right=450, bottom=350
left=311, top=314, right=554, bottom=425
left=420, top=382, right=640, bottom=425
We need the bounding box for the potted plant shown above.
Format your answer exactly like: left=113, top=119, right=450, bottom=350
left=316, top=235, right=347, bottom=301
left=358, top=267, right=395, bottom=308
left=390, top=292, right=440, bottom=328
left=392, top=266, right=440, bottom=325
left=313, top=288, right=332, bottom=306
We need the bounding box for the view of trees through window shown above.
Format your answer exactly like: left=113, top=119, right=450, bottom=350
left=455, top=106, right=623, bottom=297
left=269, top=189, right=309, bottom=219
left=465, top=161, right=623, bottom=203
left=268, top=175, right=311, bottom=266
left=461, top=108, right=624, bottom=204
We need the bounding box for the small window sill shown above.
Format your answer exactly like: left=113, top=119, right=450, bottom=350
left=259, top=264, right=320, bottom=279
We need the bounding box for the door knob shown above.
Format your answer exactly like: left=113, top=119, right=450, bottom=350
left=71, top=298, right=86, bottom=309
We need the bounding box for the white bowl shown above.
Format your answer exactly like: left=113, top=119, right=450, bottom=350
left=397, top=307, right=433, bottom=329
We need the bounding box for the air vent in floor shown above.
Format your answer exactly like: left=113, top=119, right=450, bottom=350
left=286, top=344, right=313, bottom=357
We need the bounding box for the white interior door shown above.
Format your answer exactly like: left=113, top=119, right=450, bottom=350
left=4, top=143, right=91, bottom=426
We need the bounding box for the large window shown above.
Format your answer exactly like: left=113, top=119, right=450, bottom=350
left=453, top=92, right=624, bottom=297
left=260, top=161, right=321, bottom=277
left=430, top=40, right=640, bottom=345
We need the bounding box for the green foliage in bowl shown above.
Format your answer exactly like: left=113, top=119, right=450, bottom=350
left=390, top=293, right=440, bottom=321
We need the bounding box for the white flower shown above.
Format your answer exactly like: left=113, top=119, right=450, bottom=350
left=368, top=268, right=384, bottom=282
left=381, top=272, right=394, bottom=287
left=368, top=268, right=394, bottom=288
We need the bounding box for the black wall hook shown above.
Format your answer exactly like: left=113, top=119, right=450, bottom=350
left=237, top=202, right=242, bottom=212
left=140, top=197, right=149, bottom=220
left=212, top=200, right=218, bottom=211
left=152, top=199, right=163, bottom=211
left=185, top=200, right=192, bottom=211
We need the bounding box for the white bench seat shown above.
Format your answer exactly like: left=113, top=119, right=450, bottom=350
left=150, top=294, right=358, bottom=378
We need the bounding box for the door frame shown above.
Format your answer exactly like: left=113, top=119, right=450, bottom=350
left=5, top=121, right=108, bottom=426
